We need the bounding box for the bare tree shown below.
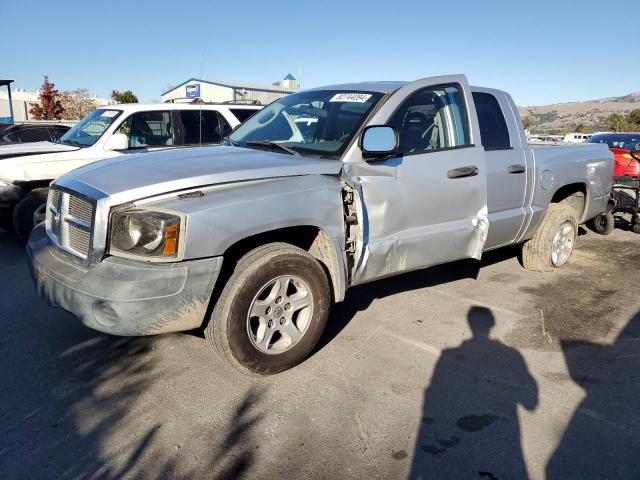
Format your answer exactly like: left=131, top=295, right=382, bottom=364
left=59, top=89, right=97, bottom=120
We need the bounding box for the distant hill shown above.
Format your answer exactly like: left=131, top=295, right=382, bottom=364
left=517, top=92, right=640, bottom=132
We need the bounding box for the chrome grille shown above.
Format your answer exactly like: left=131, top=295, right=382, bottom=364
left=46, top=187, right=95, bottom=259
left=68, top=196, right=93, bottom=223
left=68, top=223, right=91, bottom=253
left=48, top=189, right=62, bottom=239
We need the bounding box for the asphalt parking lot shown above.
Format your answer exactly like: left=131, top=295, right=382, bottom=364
left=1, top=222, right=639, bottom=480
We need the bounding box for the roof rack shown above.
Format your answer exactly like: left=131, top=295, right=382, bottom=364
left=163, top=97, right=262, bottom=106
left=220, top=99, right=263, bottom=105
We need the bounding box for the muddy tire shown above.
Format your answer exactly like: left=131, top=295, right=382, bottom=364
left=632, top=214, right=640, bottom=234
left=589, top=211, right=615, bottom=235
left=206, top=243, right=331, bottom=375
left=12, top=188, right=49, bottom=243
left=522, top=203, right=578, bottom=272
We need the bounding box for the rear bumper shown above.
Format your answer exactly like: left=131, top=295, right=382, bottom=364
left=27, top=225, right=223, bottom=336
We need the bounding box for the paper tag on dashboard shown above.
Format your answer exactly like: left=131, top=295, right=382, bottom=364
left=329, top=93, right=372, bottom=103
left=100, top=110, right=119, bottom=117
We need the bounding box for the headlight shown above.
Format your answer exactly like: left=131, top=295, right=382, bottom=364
left=109, top=209, right=183, bottom=260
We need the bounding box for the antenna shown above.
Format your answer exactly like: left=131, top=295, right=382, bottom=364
left=298, top=67, right=302, bottom=88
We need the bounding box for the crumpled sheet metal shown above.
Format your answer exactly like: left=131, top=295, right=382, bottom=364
left=344, top=161, right=489, bottom=286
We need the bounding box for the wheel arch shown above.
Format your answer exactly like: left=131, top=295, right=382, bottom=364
left=551, top=182, right=588, bottom=222
left=219, top=225, right=347, bottom=303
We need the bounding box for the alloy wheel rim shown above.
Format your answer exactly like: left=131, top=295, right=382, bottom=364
left=246, top=275, right=313, bottom=354
left=33, top=203, right=47, bottom=227
left=551, top=221, right=575, bottom=267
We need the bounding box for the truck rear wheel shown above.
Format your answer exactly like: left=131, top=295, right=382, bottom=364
left=13, top=188, right=49, bottom=243
left=589, top=211, right=615, bottom=235
left=522, top=203, right=578, bottom=272
left=206, top=243, right=331, bottom=375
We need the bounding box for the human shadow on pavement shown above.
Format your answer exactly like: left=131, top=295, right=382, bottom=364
left=319, top=246, right=521, bottom=351
left=546, top=309, right=640, bottom=478
left=408, top=306, right=538, bottom=480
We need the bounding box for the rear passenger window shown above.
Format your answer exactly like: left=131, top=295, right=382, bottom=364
left=117, top=111, right=174, bottom=149
left=230, top=108, right=258, bottom=123
left=179, top=110, right=228, bottom=145
left=389, top=84, right=470, bottom=155
left=17, top=128, right=50, bottom=143
left=472, top=92, right=511, bottom=150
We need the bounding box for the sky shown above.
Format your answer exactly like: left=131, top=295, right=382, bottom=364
left=2, top=0, right=637, bottom=106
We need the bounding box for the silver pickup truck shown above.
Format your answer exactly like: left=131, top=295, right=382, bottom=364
left=27, top=75, right=613, bottom=375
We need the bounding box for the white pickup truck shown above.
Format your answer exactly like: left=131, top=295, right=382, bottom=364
left=0, top=102, right=261, bottom=239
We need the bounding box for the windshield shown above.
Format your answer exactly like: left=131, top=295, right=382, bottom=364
left=59, top=109, right=122, bottom=147
left=229, top=90, right=384, bottom=158
left=587, top=133, right=640, bottom=151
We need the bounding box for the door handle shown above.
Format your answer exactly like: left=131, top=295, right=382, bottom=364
left=508, top=164, right=526, bottom=174
left=447, top=166, right=479, bottom=179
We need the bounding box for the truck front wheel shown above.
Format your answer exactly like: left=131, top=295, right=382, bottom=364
left=13, top=188, right=49, bottom=243
left=206, top=243, right=331, bottom=375
left=522, top=203, right=578, bottom=272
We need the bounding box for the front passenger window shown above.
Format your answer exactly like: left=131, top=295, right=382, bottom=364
left=389, top=84, right=470, bottom=155
left=117, top=111, right=173, bottom=149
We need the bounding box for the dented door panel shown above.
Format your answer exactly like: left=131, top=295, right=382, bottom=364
left=344, top=146, right=488, bottom=285
left=342, top=75, right=489, bottom=285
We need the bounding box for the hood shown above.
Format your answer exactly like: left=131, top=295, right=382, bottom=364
left=0, top=141, right=79, bottom=160
left=56, top=145, right=343, bottom=203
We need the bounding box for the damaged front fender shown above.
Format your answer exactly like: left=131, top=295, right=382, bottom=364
left=27, top=226, right=222, bottom=336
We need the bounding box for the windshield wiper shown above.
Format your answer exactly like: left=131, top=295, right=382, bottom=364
left=245, top=140, right=300, bottom=156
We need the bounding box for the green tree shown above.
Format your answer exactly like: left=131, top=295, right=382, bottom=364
left=604, top=109, right=640, bottom=132
left=575, top=123, right=591, bottom=133
left=111, top=90, right=139, bottom=103
left=628, top=108, right=640, bottom=128
left=605, top=114, right=627, bottom=132
left=523, top=115, right=536, bottom=131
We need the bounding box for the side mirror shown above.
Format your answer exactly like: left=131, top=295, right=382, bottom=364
left=104, top=133, right=129, bottom=151
left=361, top=125, right=398, bottom=158
left=631, top=147, right=640, bottom=162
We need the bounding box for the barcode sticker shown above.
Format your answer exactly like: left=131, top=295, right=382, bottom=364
left=329, top=93, right=372, bottom=103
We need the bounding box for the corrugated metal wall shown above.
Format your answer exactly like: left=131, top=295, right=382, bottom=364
left=233, top=89, right=289, bottom=105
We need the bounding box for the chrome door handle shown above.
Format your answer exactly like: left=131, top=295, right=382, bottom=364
left=447, top=166, right=479, bottom=179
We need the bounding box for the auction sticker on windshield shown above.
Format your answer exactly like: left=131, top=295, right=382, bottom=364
left=100, top=110, right=119, bottom=117
left=330, top=93, right=372, bottom=103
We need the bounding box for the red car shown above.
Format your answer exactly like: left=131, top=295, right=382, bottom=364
left=587, top=133, right=640, bottom=177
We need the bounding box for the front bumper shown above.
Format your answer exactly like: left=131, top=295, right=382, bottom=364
left=27, top=225, right=223, bottom=336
